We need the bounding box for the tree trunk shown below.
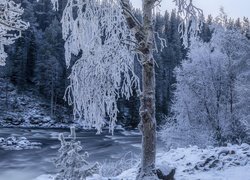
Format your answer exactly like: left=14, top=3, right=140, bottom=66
left=121, top=0, right=157, bottom=178
left=137, top=0, right=157, bottom=179
left=50, top=77, right=54, bottom=117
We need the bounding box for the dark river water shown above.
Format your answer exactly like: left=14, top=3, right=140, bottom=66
left=0, top=128, right=142, bottom=180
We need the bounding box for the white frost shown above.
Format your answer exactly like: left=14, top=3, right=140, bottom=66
left=62, top=0, right=139, bottom=133
left=0, top=0, right=29, bottom=65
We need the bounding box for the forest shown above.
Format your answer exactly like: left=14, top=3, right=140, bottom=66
left=0, top=0, right=250, bottom=180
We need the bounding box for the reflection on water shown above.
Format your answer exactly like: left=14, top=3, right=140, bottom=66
left=0, top=128, right=141, bottom=180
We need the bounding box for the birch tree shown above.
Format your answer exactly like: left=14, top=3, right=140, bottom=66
left=47, top=0, right=202, bottom=178
left=0, top=0, right=29, bottom=66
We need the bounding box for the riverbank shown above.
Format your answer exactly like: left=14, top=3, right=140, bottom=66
left=33, top=143, right=250, bottom=180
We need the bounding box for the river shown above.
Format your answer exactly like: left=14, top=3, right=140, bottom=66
left=0, top=128, right=141, bottom=180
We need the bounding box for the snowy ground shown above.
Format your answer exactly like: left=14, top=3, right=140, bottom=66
left=118, top=143, right=250, bottom=180
left=34, top=143, right=250, bottom=180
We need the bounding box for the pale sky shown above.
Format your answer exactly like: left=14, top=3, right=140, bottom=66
left=131, top=0, right=250, bottom=19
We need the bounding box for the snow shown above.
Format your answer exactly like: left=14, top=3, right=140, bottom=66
left=33, top=143, right=250, bottom=180
left=120, top=129, right=141, bottom=136
left=179, top=166, right=250, bottom=180
left=0, top=136, right=41, bottom=150
left=33, top=175, right=54, bottom=180
left=33, top=174, right=103, bottom=180
left=118, top=144, right=250, bottom=180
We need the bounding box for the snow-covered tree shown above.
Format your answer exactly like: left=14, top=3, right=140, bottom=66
left=242, top=17, right=250, bottom=39
left=0, top=0, right=29, bottom=66
left=160, top=24, right=250, bottom=147
left=234, top=38, right=250, bottom=143
left=62, top=0, right=140, bottom=134
left=51, top=0, right=202, bottom=179
left=33, top=0, right=202, bottom=178
left=54, top=126, right=99, bottom=180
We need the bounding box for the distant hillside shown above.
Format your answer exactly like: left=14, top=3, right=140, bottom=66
left=0, top=78, right=74, bottom=128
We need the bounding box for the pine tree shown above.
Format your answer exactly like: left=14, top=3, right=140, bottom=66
left=35, top=18, right=66, bottom=116
left=26, top=33, right=37, bottom=84
left=11, top=38, right=27, bottom=91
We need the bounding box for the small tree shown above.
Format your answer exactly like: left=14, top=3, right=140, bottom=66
left=54, top=126, right=99, bottom=180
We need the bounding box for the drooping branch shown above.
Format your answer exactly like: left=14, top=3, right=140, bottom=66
left=173, top=0, right=203, bottom=46
left=62, top=0, right=140, bottom=133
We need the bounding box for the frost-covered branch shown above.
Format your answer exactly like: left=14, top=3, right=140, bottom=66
left=62, top=0, right=140, bottom=133
left=0, top=0, right=29, bottom=66
left=48, top=0, right=202, bottom=136
left=173, top=0, right=203, bottom=46
left=161, top=26, right=250, bottom=147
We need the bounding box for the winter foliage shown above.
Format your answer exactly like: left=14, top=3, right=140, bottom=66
left=100, top=151, right=138, bottom=178
left=62, top=0, right=139, bottom=133
left=59, top=0, right=203, bottom=135
left=160, top=24, right=250, bottom=147
left=173, top=0, right=203, bottom=46
left=54, top=127, right=99, bottom=180
left=0, top=0, right=196, bottom=129
left=0, top=0, right=29, bottom=66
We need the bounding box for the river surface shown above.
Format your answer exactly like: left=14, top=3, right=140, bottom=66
left=0, top=128, right=142, bottom=180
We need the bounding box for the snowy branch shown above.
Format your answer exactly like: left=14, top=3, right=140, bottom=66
left=173, top=0, right=203, bottom=46
left=62, top=0, right=140, bottom=133
left=0, top=0, right=29, bottom=66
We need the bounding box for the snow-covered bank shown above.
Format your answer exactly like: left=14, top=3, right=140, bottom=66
left=0, top=78, right=74, bottom=129
left=34, top=144, right=250, bottom=179
left=118, top=144, right=250, bottom=180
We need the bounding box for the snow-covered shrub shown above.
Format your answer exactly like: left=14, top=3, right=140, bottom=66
left=100, top=151, right=139, bottom=178
left=159, top=117, right=214, bottom=149
left=54, top=127, right=99, bottom=180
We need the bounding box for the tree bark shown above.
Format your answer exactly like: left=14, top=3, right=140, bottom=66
left=138, top=0, right=157, bottom=179
left=121, top=0, right=157, bottom=179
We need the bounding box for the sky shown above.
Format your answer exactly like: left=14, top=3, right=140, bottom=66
left=131, top=0, right=250, bottom=19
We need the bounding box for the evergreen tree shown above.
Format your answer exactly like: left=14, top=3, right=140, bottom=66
left=26, top=33, right=37, bottom=84
left=242, top=17, right=250, bottom=39
left=11, top=38, right=27, bottom=91
left=35, top=18, right=66, bottom=116
left=200, top=15, right=213, bottom=42
left=55, top=127, right=99, bottom=180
